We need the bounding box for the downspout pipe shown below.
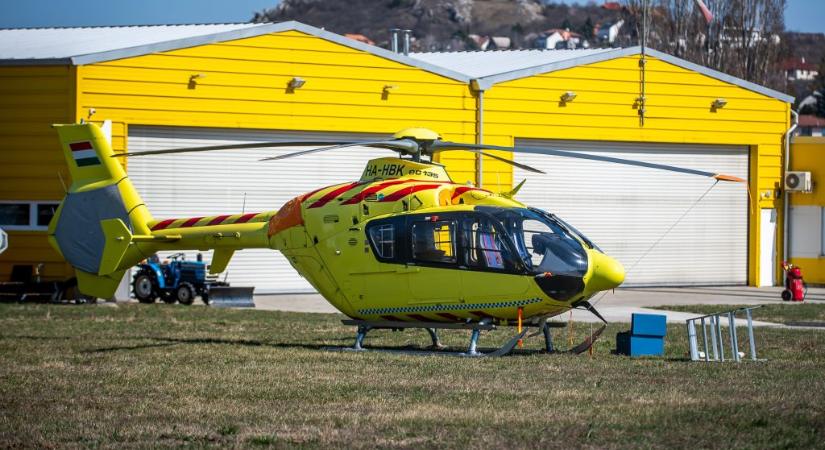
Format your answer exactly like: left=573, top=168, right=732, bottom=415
left=782, top=109, right=799, bottom=268
left=471, top=79, right=485, bottom=188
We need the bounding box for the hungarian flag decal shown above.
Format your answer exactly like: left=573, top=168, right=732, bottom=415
left=69, top=141, right=100, bottom=167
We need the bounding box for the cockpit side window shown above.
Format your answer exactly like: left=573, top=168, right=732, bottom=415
left=476, top=206, right=589, bottom=277
left=520, top=218, right=556, bottom=267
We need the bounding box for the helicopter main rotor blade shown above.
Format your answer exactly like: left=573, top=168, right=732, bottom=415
left=429, top=142, right=545, bottom=174
left=432, top=141, right=745, bottom=182
left=258, top=139, right=420, bottom=161
left=115, top=141, right=353, bottom=158
left=468, top=149, right=546, bottom=174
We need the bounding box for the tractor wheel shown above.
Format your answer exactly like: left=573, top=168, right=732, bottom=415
left=133, top=272, right=157, bottom=304
left=176, top=282, right=195, bottom=305
left=781, top=289, right=792, bottom=301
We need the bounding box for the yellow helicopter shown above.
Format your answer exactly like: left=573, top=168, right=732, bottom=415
left=48, top=123, right=743, bottom=355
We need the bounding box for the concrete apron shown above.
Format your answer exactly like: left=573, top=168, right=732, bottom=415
left=252, top=286, right=825, bottom=327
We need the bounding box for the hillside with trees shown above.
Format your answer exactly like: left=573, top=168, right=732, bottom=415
left=254, top=0, right=821, bottom=97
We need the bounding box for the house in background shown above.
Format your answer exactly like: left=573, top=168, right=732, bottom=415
left=468, top=34, right=511, bottom=50
left=797, top=115, right=825, bottom=137
left=344, top=33, right=375, bottom=46
left=534, top=29, right=588, bottom=50
left=595, top=19, right=624, bottom=45
left=783, top=57, right=819, bottom=81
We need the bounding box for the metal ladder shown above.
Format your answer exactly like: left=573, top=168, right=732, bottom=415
left=686, top=306, right=763, bottom=362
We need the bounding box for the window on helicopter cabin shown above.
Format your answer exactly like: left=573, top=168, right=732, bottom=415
left=411, top=219, right=456, bottom=264
left=369, top=223, right=395, bottom=260
left=520, top=218, right=556, bottom=267
left=465, top=219, right=505, bottom=269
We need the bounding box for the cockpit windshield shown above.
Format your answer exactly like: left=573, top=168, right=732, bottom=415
left=477, top=207, right=589, bottom=277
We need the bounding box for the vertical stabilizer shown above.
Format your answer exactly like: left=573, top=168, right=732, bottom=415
left=48, top=122, right=153, bottom=298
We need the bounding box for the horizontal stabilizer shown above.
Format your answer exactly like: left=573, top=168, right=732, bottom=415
left=99, top=218, right=132, bottom=276
left=99, top=218, right=182, bottom=276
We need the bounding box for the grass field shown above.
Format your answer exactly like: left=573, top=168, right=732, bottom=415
left=649, top=303, right=825, bottom=325
left=1, top=303, right=824, bottom=449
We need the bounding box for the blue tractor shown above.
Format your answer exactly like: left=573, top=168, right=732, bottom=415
left=132, top=253, right=226, bottom=305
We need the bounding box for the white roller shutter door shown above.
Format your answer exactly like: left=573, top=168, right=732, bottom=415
left=128, top=126, right=385, bottom=293
left=513, top=139, right=749, bottom=286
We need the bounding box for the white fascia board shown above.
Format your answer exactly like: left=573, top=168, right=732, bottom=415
left=471, top=47, right=638, bottom=91
left=65, top=21, right=470, bottom=83
left=471, top=45, right=793, bottom=103
left=644, top=48, right=794, bottom=104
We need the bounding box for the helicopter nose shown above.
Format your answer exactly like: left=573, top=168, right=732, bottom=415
left=587, top=251, right=625, bottom=292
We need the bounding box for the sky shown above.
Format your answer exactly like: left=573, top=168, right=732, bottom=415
left=0, top=0, right=822, bottom=33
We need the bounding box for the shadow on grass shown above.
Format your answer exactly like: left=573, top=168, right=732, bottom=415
left=82, top=336, right=330, bottom=353
left=3, top=333, right=694, bottom=361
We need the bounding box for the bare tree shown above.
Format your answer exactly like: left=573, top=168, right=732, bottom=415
left=626, top=0, right=786, bottom=91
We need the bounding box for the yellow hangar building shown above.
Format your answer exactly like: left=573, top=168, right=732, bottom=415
left=0, top=21, right=794, bottom=295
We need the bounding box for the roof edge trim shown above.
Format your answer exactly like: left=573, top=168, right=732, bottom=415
left=473, top=45, right=792, bottom=103
left=472, top=47, right=638, bottom=90
left=57, top=21, right=470, bottom=83
left=0, top=57, right=73, bottom=66
left=643, top=48, right=794, bottom=103
left=69, top=22, right=292, bottom=65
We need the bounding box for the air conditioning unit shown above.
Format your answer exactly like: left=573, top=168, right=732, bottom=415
left=784, top=171, right=812, bottom=193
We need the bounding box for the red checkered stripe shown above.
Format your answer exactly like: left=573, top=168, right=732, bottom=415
left=149, top=212, right=270, bottom=231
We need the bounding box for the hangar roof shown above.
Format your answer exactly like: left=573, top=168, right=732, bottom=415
left=410, top=48, right=616, bottom=79
left=0, top=21, right=792, bottom=103
left=0, top=23, right=262, bottom=62
left=0, top=21, right=471, bottom=82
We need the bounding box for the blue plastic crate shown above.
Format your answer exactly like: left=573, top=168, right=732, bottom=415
left=616, top=332, right=665, bottom=357
left=631, top=313, right=667, bottom=337
left=616, top=313, right=667, bottom=357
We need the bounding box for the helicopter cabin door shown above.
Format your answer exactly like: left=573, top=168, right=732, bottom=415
left=406, top=216, right=462, bottom=303
left=457, top=213, right=531, bottom=303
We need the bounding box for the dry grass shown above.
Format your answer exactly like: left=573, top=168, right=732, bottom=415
left=649, top=303, right=825, bottom=325
left=1, top=303, right=824, bottom=449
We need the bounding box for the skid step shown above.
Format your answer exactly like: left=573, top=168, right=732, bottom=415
left=207, top=286, right=255, bottom=308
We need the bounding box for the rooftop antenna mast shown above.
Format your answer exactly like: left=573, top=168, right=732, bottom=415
left=638, top=0, right=648, bottom=127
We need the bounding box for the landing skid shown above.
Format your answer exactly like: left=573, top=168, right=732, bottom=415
left=335, top=318, right=602, bottom=357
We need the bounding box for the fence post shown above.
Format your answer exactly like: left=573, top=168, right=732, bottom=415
left=746, top=308, right=757, bottom=361
left=709, top=315, right=719, bottom=361
left=687, top=320, right=699, bottom=361
left=728, top=312, right=740, bottom=363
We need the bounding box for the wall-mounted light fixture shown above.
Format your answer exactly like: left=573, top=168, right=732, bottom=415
left=287, top=77, right=306, bottom=92
left=712, top=98, right=727, bottom=109
left=188, top=73, right=206, bottom=89
left=382, top=84, right=399, bottom=100
left=560, top=91, right=577, bottom=103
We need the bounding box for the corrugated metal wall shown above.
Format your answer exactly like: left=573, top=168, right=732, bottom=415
left=0, top=30, right=792, bottom=287
left=0, top=66, right=75, bottom=280
left=788, top=137, right=825, bottom=283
